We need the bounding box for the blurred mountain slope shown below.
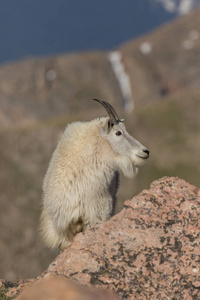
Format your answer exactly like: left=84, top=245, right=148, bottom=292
left=0, top=9, right=200, bottom=128
left=120, top=8, right=200, bottom=106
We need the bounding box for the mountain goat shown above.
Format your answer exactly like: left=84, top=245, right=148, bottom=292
left=40, top=99, right=149, bottom=250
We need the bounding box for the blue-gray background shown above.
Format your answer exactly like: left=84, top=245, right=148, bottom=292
left=0, top=0, right=176, bottom=64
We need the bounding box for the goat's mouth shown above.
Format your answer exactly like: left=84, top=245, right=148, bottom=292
left=136, top=154, right=149, bottom=160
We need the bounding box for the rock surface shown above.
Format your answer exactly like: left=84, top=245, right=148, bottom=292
left=0, top=279, right=32, bottom=299
left=2, top=176, right=200, bottom=299
left=39, top=177, right=200, bottom=299
left=16, top=277, right=119, bottom=300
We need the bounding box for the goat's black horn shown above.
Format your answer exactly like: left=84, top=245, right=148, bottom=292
left=93, top=99, right=121, bottom=125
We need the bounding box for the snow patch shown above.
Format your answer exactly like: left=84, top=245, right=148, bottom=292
left=182, top=29, right=199, bottom=49
left=139, top=42, right=152, bottom=54
left=45, top=69, right=57, bottom=81
left=189, top=30, right=199, bottom=41
left=182, top=39, right=193, bottom=49
left=153, top=0, right=200, bottom=15
left=108, top=51, right=134, bottom=112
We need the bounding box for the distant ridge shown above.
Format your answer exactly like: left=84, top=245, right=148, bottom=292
left=0, top=8, right=200, bottom=128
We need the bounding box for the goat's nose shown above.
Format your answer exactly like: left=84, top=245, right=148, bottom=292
left=143, top=149, right=150, bottom=158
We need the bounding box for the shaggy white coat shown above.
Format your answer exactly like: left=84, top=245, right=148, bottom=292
left=40, top=117, right=147, bottom=250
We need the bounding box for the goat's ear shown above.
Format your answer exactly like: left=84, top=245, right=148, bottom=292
left=101, top=118, right=113, bottom=135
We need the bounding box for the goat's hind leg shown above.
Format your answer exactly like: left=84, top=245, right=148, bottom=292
left=59, top=217, right=87, bottom=251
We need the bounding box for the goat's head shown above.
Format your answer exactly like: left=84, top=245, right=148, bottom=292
left=93, top=99, right=149, bottom=169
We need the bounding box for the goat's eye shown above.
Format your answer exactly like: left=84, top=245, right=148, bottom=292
left=116, top=131, right=122, bottom=136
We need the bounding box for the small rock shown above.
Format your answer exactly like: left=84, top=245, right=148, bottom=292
left=16, top=277, right=119, bottom=300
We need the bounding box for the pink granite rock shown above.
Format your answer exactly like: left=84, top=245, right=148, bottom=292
left=39, top=177, right=200, bottom=299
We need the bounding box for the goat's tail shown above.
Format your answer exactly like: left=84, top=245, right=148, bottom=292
left=39, top=210, right=61, bottom=249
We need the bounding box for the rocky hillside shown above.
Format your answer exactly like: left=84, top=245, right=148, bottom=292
left=0, top=9, right=200, bottom=281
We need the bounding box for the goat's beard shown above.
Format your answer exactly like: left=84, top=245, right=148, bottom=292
left=115, top=156, right=138, bottom=179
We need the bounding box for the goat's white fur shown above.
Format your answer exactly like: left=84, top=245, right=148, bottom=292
left=40, top=115, right=148, bottom=250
